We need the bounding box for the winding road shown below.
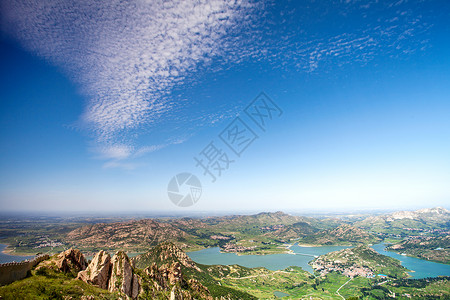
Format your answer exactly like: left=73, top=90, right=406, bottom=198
left=336, top=277, right=352, bottom=299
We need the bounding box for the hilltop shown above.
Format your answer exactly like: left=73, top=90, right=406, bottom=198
left=132, top=242, right=201, bottom=270
left=311, top=245, right=409, bottom=279
left=355, top=207, right=450, bottom=234
left=298, top=224, right=379, bottom=246
left=65, top=219, right=198, bottom=252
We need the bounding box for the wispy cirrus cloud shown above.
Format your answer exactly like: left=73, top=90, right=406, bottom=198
left=1, top=0, right=433, bottom=165
left=1, top=0, right=258, bottom=158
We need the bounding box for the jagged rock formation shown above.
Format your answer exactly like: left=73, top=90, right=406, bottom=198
left=143, top=263, right=212, bottom=300
left=144, top=262, right=182, bottom=290
left=132, top=241, right=201, bottom=271
left=7, top=244, right=255, bottom=299
left=34, top=244, right=254, bottom=299
left=77, top=250, right=111, bottom=289
left=36, top=249, right=87, bottom=275
left=56, top=249, right=87, bottom=273
left=108, top=251, right=141, bottom=299
left=77, top=250, right=140, bottom=299
left=134, top=243, right=218, bottom=299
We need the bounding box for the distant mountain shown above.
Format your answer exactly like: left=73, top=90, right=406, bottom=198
left=63, top=209, right=448, bottom=255
left=64, top=211, right=319, bottom=253
left=194, top=211, right=312, bottom=227
left=298, top=224, right=378, bottom=245
left=66, top=219, right=198, bottom=251
left=355, top=207, right=450, bottom=233
left=263, top=221, right=319, bottom=242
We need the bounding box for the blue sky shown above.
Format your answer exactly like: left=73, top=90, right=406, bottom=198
left=1, top=0, right=449, bottom=212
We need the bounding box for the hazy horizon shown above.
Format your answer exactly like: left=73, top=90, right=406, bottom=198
left=0, top=206, right=448, bottom=218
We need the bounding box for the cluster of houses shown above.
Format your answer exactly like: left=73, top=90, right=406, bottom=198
left=221, top=242, right=257, bottom=253
left=209, top=235, right=232, bottom=240
left=312, top=259, right=376, bottom=278
left=33, top=236, right=64, bottom=249
left=260, top=224, right=285, bottom=231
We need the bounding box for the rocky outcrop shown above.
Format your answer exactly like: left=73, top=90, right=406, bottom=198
left=77, top=250, right=111, bottom=289
left=144, top=261, right=182, bottom=290
left=108, top=251, right=141, bottom=299
left=76, top=250, right=141, bottom=299
left=55, top=249, right=87, bottom=273
left=132, top=242, right=201, bottom=272
left=187, top=278, right=212, bottom=299
left=157, top=243, right=201, bottom=272
left=143, top=260, right=213, bottom=300
left=73, top=244, right=221, bottom=300
left=168, top=281, right=213, bottom=300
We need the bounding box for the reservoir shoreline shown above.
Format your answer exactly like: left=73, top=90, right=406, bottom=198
left=188, top=243, right=450, bottom=279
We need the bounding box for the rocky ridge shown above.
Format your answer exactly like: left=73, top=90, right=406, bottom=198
left=73, top=243, right=215, bottom=299
left=77, top=250, right=111, bottom=289
left=36, top=248, right=87, bottom=276
left=35, top=242, right=254, bottom=299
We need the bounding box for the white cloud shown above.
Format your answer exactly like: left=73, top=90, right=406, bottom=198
left=134, top=145, right=167, bottom=158
left=0, top=0, right=432, bottom=164
left=1, top=0, right=257, bottom=148
left=97, top=144, right=134, bottom=160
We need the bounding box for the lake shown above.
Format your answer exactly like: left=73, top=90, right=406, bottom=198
left=187, top=243, right=450, bottom=279
left=0, top=244, right=35, bottom=264
left=187, top=244, right=350, bottom=273
left=370, top=243, right=450, bottom=279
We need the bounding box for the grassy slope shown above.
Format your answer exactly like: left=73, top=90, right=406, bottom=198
left=0, top=269, right=120, bottom=300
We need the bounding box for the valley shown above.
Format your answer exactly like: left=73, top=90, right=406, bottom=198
left=0, top=207, right=449, bottom=299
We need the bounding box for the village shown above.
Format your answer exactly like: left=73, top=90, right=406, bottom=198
left=311, top=259, right=378, bottom=279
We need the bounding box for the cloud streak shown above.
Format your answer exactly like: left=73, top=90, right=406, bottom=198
left=1, top=0, right=257, bottom=148
left=1, top=0, right=433, bottom=163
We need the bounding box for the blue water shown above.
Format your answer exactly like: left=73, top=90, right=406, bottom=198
left=370, top=243, right=450, bottom=279
left=187, top=244, right=349, bottom=273
left=273, top=290, right=290, bottom=298
left=0, top=244, right=35, bottom=264
left=188, top=243, right=450, bottom=279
